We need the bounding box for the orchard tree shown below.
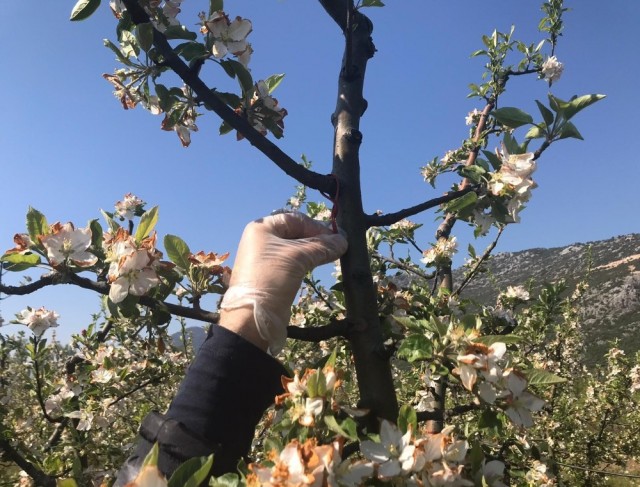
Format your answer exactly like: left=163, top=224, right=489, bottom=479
left=2, top=0, right=638, bottom=486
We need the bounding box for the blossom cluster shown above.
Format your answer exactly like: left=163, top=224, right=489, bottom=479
left=14, top=307, right=60, bottom=336
left=242, top=80, right=288, bottom=137
left=200, top=11, right=253, bottom=67
left=488, top=145, right=537, bottom=223
left=104, top=228, right=162, bottom=303
left=540, top=55, right=564, bottom=83
left=455, top=341, right=545, bottom=428
left=421, top=236, right=458, bottom=266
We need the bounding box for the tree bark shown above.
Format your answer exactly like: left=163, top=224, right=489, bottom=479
left=322, top=1, right=398, bottom=422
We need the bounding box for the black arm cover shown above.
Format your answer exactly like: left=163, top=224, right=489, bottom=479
left=114, top=324, right=288, bottom=485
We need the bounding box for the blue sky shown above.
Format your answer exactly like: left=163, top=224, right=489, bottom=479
left=1, top=1, right=638, bottom=340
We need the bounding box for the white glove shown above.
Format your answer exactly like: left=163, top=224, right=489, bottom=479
left=220, top=212, right=348, bottom=354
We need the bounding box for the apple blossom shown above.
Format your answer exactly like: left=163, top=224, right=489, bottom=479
left=115, top=193, right=145, bottom=220
left=421, top=236, right=458, bottom=266
left=502, top=369, right=545, bottom=428
left=15, top=307, right=60, bottom=336
left=200, top=12, right=253, bottom=65
left=108, top=249, right=160, bottom=303
left=465, top=108, right=481, bottom=126
left=39, top=222, right=97, bottom=267
left=541, top=55, right=564, bottom=83
left=360, top=420, right=417, bottom=478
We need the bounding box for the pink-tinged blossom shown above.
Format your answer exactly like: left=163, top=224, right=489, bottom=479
left=115, top=193, right=145, bottom=220
left=108, top=249, right=160, bottom=303
left=126, top=464, right=168, bottom=487
left=248, top=439, right=338, bottom=487
left=503, top=369, right=545, bottom=428
left=541, top=55, right=564, bottom=83
left=421, top=236, right=457, bottom=266
left=465, top=108, right=481, bottom=126
left=39, top=222, right=97, bottom=268
left=455, top=342, right=507, bottom=392
left=243, top=80, right=288, bottom=137
left=65, top=410, right=93, bottom=431
left=15, top=307, right=60, bottom=336
left=4, top=233, right=33, bottom=255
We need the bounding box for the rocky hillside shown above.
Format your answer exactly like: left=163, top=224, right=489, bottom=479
left=457, top=234, right=640, bottom=363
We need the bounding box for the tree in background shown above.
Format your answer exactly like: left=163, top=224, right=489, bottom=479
left=2, top=1, right=637, bottom=485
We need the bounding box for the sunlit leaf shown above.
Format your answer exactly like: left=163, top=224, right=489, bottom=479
left=70, top=0, right=101, bottom=21
left=164, top=235, right=191, bottom=270
left=135, top=206, right=159, bottom=243
left=492, top=107, right=533, bottom=128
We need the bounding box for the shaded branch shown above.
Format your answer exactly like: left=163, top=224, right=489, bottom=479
left=119, top=0, right=335, bottom=196
left=372, top=252, right=435, bottom=282
left=416, top=403, right=480, bottom=423
left=287, top=319, right=351, bottom=342
left=367, top=186, right=478, bottom=227
left=108, top=375, right=167, bottom=407
left=318, top=0, right=351, bottom=30
left=1, top=272, right=220, bottom=323
left=0, top=432, right=56, bottom=487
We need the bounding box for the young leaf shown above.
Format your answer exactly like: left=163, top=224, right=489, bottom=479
left=492, top=107, right=533, bottom=128
left=0, top=252, right=41, bottom=272
left=142, top=443, right=160, bottom=467
left=482, top=150, right=502, bottom=170
left=164, top=235, right=192, bottom=270
left=70, top=0, right=101, bottom=21
left=88, top=219, right=104, bottom=249
left=324, top=415, right=358, bottom=441
left=168, top=454, right=214, bottom=487
left=264, top=73, right=285, bottom=94
left=361, top=0, right=385, bottom=6
left=103, top=39, right=136, bottom=67
left=397, top=404, right=417, bottom=435
left=563, top=94, right=606, bottom=121
left=135, top=22, right=155, bottom=52
left=525, top=368, right=566, bottom=386
left=135, top=206, right=159, bottom=243
left=210, top=473, right=241, bottom=487
left=163, top=25, right=198, bottom=41
left=525, top=124, right=547, bottom=140
left=475, top=334, right=522, bottom=345
left=535, top=100, right=554, bottom=126
left=397, top=334, right=433, bottom=362
left=446, top=191, right=478, bottom=213
left=26, top=207, right=48, bottom=243
left=209, top=0, right=224, bottom=15
left=557, top=121, right=583, bottom=140
left=219, top=60, right=254, bottom=95
left=100, top=209, right=120, bottom=234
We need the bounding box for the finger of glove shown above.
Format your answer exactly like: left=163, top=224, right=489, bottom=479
left=264, top=233, right=348, bottom=277
left=261, top=212, right=336, bottom=240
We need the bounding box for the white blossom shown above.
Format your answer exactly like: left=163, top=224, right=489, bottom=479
left=541, top=56, right=564, bottom=83
left=15, top=307, right=60, bottom=336
left=40, top=222, right=97, bottom=267
left=115, top=193, right=145, bottom=220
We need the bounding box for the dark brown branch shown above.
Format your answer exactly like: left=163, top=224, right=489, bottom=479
left=416, top=403, right=480, bottom=422
left=119, top=0, right=335, bottom=196
left=1, top=272, right=220, bottom=323
left=318, top=0, right=351, bottom=30
left=367, top=186, right=479, bottom=227
left=108, top=375, right=166, bottom=407
left=287, top=319, right=351, bottom=342
left=0, top=432, right=56, bottom=487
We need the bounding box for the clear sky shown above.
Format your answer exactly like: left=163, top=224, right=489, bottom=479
left=1, top=1, right=638, bottom=340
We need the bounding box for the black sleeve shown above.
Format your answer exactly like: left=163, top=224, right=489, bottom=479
left=114, top=324, right=288, bottom=485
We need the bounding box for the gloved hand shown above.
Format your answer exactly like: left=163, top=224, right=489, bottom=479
left=219, top=212, right=348, bottom=354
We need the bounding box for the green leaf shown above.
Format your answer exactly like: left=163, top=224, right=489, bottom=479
left=103, top=39, right=136, bottom=67
left=135, top=206, right=159, bottom=243
left=26, top=207, right=48, bottom=243
left=57, top=478, right=79, bottom=487
left=135, top=22, right=155, bottom=52
left=502, top=132, right=522, bottom=155
left=168, top=454, right=214, bottom=487
left=219, top=60, right=254, bottom=95
left=429, top=316, right=449, bottom=337
left=524, top=368, right=566, bottom=386
left=163, top=25, right=198, bottom=41
left=492, top=107, right=533, bottom=128
left=563, top=94, right=606, bottom=121
left=397, top=404, right=417, bottom=435
left=482, top=150, right=502, bottom=170
left=100, top=209, right=120, bottom=233
left=70, top=0, right=101, bottom=21
left=164, top=235, right=191, bottom=270
left=209, top=473, right=241, bottom=487
left=175, top=42, right=209, bottom=62
left=446, top=191, right=478, bottom=213
left=142, top=443, right=160, bottom=467
left=556, top=121, right=583, bottom=140
left=324, top=415, right=358, bottom=441
left=214, top=91, right=241, bottom=108
left=209, top=0, right=224, bottom=15
left=535, top=100, right=554, bottom=126
left=89, top=219, right=104, bottom=249
left=264, top=73, right=285, bottom=94
left=391, top=315, right=426, bottom=332
left=1, top=252, right=41, bottom=272
left=525, top=124, right=547, bottom=140
left=474, top=334, right=522, bottom=345
left=397, top=334, right=433, bottom=363
left=361, top=0, right=385, bottom=6
left=219, top=120, right=234, bottom=135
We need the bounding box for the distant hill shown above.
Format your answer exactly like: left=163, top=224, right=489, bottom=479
left=456, top=234, right=640, bottom=363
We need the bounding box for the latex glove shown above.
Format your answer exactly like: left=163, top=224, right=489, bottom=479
left=220, top=212, right=348, bottom=354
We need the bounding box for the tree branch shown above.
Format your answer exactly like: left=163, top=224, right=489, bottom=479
left=0, top=430, right=56, bottom=487
left=119, top=0, right=335, bottom=196
left=287, top=319, right=351, bottom=342
left=416, top=403, right=480, bottom=423
left=1, top=272, right=220, bottom=324
left=454, top=226, right=503, bottom=297
left=366, top=186, right=479, bottom=227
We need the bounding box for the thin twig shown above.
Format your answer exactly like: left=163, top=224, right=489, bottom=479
left=454, top=226, right=504, bottom=297
left=108, top=375, right=167, bottom=407
left=372, top=253, right=434, bottom=282
left=287, top=319, right=351, bottom=342
left=555, top=461, right=640, bottom=480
